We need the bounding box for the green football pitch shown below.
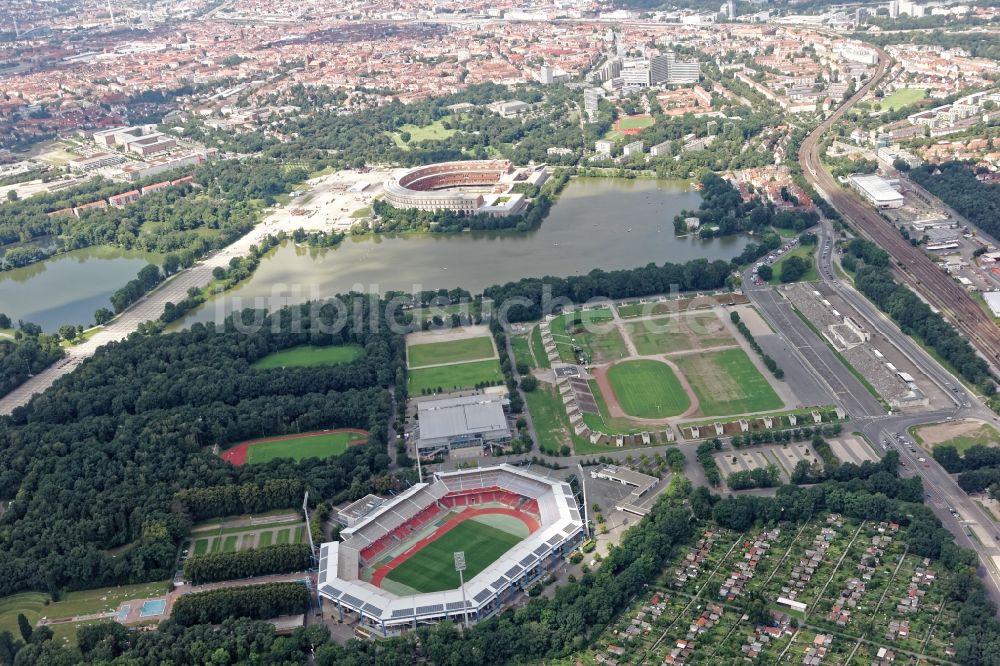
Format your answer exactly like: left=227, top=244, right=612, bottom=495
left=606, top=359, right=690, bottom=418
left=252, top=344, right=362, bottom=369
left=384, top=519, right=524, bottom=593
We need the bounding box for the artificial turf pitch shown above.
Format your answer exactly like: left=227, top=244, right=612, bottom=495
left=384, top=520, right=523, bottom=593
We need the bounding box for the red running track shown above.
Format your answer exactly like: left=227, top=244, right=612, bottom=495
left=370, top=507, right=540, bottom=588
left=220, top=428, right=369, bottom=466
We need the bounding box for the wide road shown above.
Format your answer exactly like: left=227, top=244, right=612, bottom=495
left=800, top=46, right=1000, bottom=374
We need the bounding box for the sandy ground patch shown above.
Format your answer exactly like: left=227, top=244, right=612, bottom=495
left=405, top=325, right=492, bottom=346
left=914, top=419, right=1000, bottom=449
left=732, top=304, right=772, bottom=337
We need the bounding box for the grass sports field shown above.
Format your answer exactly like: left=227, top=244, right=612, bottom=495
left=675, top=349, right=782, bottom=416
left=407, top=358, right=504, bottom=394
left=625, top=312, right=734, bottom=355
left=408, top=336, right=496, bottom=367
left=253, top=344, right=362, bottom=369
left=879, top=88, right=926, bottom=111
left=607, top=360, right=690, bottom=418
left=617, top=114, right=654, bottom=130
left=384, top=519, right=524, bottom=593
left=222, top=429, right=368, bottom=465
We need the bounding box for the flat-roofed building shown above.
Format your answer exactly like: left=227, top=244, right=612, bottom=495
left=416, top=394, right=511, bottom=456
left=848, top=174, right=904, bottom=209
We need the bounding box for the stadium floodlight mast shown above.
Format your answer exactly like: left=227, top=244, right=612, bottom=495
left=454, top=551, right=470, bottom=629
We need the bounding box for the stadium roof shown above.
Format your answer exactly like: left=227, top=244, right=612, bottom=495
left=417, top=395, right=508, bottom=441
left=317, top=465, right=584, bottom=629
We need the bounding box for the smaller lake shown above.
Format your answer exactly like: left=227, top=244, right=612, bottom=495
left=0, top=247, right=159, bottom=331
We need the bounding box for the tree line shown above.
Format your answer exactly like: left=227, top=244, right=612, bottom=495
left=0, top=322, right=64, bottom=399
left=170, top=581, right=310, bottom=626
left=183, top=542, right=312, bottom=585
left=730, top=311, right=783, bottom=379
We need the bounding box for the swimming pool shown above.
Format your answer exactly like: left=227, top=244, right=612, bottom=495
left=138, top=599, right=167, bottom=617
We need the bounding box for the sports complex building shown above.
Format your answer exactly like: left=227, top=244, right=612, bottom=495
left=382, top=160, right=548, bottom=217
left=317, top=465, right=585, bottom=636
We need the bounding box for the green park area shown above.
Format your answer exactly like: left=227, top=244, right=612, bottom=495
left=384, top=519, right=524, bottom=593
left=675, top=349, right=782, bottom=417
left=606, top=359, right=690, bottom=419
left=387, top=119, right=459, bottom=149
left=0, top=580, right=170, bottom=646
left=246, top=431, right=366, bottom=464
left=879, top=88, right=926, bottom=111
left=768, top=244, right=817, bottom=284
left=407, top=358, right=504, bottom=394
left=407, top=336, right=496, bottom=368
left=188, top=520, right=307, bottom=556
left=252, top=344, right=363, bottom=369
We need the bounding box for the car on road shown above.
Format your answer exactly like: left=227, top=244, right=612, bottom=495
left=918, top=457, right=926, bottom=463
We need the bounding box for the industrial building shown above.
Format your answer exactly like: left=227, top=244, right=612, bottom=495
left=848, top=174, right=904, bottom=209
left=415, top=394, right=512, bottom=457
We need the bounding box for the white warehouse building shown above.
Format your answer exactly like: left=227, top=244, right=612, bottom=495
left=848, top=174, right=904, bottom=209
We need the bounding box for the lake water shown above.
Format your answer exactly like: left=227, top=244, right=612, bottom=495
left=0, top=246, right=158, bottom=331
left=175, top=177, right=751, bottom=327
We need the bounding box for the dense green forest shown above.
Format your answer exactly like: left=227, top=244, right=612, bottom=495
left=0, top=296, right=406, bottom=598
left=910, top=162, right=1000, bottom=240
left=183, top=543, right=313, bottom=585
left=170, top=582, right=310, bottom=626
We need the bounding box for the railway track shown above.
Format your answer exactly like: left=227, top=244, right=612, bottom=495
left=800, top=47, right=1000, bottom=373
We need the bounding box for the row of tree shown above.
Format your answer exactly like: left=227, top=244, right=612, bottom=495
left=730, top=311, right=783, bottom=379
left=183, top=543, right=313, bottom=585
left=170, top=582, right=310, bottom=626
left=910, top=162, right=1000, bottom=241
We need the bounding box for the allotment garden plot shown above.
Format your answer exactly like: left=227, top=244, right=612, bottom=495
left=573, top=514, right=959, bottom=666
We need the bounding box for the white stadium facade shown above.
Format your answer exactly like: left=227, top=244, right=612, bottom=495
left=382, top=160, right=548, bottom=217
left=317, top=464, right=585, bottom=637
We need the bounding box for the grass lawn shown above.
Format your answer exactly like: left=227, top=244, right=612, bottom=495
left=879, top=88, right=926, bottom=111
left=222, top=535, right=239, bottom=553
left=387, top=119, right=459, bottom=149
left=529, top=324, right=551, bottom=369
left=550, top=312, right=628, bottom=364
left=276, top=529, right=290, bottom=545
left=407, top=358, right=504, bottom=394
left=209, top=537, right=223, bottom=554
left=675, top=349, right=782, bottom=417
left=385, top=520, right=523, bottom=593
left=511, top=335, right=536, bottom=370
left=626, top=312, right=734, bottom=355
left=193, top=538, right=209, bottom=555
left=582, top=379, right=645, bottom=435
left=524, top=384, right=576, bottom=454
left=258, top=532, right=274, bottom=548
left=618, top=115, right=654, bottom=130
left=253, top=344, right=363, bottom=369
left=407, top=336, right=495, bottom=368
left=606, top=360, right=691, bottom=418
left=243, top=431, right=365, bottom=464
left=768, top=244, right=818, bottom=284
